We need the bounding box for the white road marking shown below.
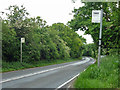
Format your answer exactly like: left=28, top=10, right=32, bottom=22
left=1, top=58, right=91, bottom=83
left=56, top=73, right=80, bottom=89
left=56, top=68, right=88, bottom=89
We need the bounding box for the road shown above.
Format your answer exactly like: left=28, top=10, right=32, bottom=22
left=2, top=57, right=95, bottom=89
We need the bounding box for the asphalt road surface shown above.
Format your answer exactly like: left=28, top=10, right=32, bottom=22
left=2, top=57, right=95, bottom=89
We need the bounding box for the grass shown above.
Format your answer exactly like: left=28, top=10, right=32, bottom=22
left=74, top=55, right=119, bottom=88
left=2, top=57, right=82, bottom=72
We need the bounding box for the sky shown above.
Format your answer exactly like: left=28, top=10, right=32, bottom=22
left=0, top=0, right=93, bottom=44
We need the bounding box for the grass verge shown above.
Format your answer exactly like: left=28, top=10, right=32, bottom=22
left=74, top=55, right=119, bottom=88
left=2, top=58, right=82, bottom=73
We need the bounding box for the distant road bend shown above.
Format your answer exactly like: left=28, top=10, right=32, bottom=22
left=2, top=57, right=95, bottom=89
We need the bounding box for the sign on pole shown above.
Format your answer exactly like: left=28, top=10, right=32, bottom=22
left=21, top=38, right=25, bottom=63
left=92, top=10, right=101, bottom=23
left=92, top=9, right=103, bottom=67
left=21, top=38, right=25, bottom=43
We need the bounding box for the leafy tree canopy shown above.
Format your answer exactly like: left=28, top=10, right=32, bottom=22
left=68, top=2, right=119, bottom=50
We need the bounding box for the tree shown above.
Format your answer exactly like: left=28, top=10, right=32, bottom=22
left=50, top=23, right=83, bottom=58
left=2, top=21, right=20, bottom=61
left=2, top=5, right=85, bottom=63
left=68, top=2, right=119, bottom=54
left=4, top=5, right=29, bottom=38
left=83, top=43, right=97, bottom=58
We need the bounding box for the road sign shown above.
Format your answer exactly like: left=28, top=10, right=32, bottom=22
left=92, top=9, right=103, bottom=67
left=21, top=38, right=25, bottom=43
left=92, top=10, right=101, bottom=23
left=20, top=38, right=25, bottom=63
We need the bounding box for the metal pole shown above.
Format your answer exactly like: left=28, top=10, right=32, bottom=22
left=98, top=9, right=103, bottom=67
left=21, top=41, right=22, bottom=63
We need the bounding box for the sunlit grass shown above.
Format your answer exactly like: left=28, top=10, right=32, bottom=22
left=74, top=55, right=119, bottom=88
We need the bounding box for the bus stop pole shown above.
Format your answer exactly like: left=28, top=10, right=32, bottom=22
left=98, top=9, right=103, bottom=67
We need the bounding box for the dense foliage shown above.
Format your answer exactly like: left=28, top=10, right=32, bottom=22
left=2, top=5, right=84, bottom=62
left=50, top=23, right=83, bottom=58
left=82, top=43, right=97, bottom=58
left=68, top=2, right=120, bottom=55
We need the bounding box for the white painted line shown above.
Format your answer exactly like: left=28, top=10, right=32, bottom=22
left=56, top=73, right=80, bottom=89
left=56, top=67, right=88, bottom=89
left=1, top=58, right=91, bottom=83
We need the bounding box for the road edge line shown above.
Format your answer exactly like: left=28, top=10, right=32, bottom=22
left=56, top=73, right=80, bottom=89
left=56, top=68, right=88, bottom=89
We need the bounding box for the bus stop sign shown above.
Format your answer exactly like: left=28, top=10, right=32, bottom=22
left=92, top=10, right=101, bottom=23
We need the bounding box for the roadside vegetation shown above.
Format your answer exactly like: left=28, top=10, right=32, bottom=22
left=2, top=58, right=81, bottom=72
left=82, top=43, right=97, bottom=58
left=74, top=54, right=119, bottom=88
left=2, top=5, right=85, bottom=72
